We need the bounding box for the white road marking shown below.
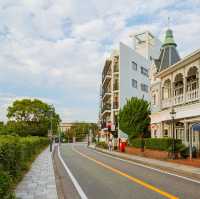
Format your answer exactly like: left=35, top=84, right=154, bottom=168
left=58, top=145, right=88, bottom=199
left=86, top=145, right=200, bottom=184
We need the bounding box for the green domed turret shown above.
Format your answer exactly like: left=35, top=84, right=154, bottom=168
left=155, top=28, right=180, bottom=71
left=162, top=29, right=177, bottom=47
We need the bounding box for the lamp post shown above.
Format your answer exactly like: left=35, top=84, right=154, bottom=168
left=170, top=107, right=176, bottom=159
left=48, top=104, right=54, bottom=152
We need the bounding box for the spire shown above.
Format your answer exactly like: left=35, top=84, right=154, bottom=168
left=154, top=24, right=180, bottom=72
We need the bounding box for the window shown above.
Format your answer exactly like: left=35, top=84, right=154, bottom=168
left=164, top=129, right=168, bottom=137
left=141, top=83, right=148, bottom=92
left=131, top=61, right=137, bottom=71
left=131, top=79, right=137, bottom=88
left=141, top=66, right=149, bottom=77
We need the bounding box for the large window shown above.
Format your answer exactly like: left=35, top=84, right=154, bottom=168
left=131, top=61, right=137, bottom=71
left=141, top=66, right=148, bottom=77
left=131, top=79, right=137, bottom=88
left=141, top=83, right=148, bottom=92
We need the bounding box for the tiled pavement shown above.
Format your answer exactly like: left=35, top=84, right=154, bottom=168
left=15, top=147, right=58, bottom=199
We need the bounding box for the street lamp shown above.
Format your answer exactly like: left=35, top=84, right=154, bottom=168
left=170, top=107, right=176, bottom=159
left=48, top=104, right=54, bottom=152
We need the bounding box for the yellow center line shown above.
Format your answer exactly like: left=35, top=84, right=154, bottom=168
left=72, top=147, right=179, bottom=199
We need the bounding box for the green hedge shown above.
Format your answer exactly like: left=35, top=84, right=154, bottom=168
left=130, top=138, right=182, bottom=151
left=96, top=141, right=108, bottom=149
left=0, top=136, right=49, bottom=199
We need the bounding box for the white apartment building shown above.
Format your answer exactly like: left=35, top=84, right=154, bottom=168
left=100, top=31, right=161, bottom=139
left=150, top=28, right=200, bottom=151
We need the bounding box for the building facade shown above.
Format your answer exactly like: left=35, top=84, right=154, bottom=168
left=100, top=31, right=161, bottom=139
left=150, top=28, right=200, bottom=151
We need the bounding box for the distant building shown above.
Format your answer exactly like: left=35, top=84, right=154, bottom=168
left=59, top=122, right=74, bottom=132
left=99, top=31, right=161, bottom=139
left=150, top=28, right=200, bottom=151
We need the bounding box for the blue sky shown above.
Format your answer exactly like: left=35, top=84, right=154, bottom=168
left=0, top=0, right=200, bottom=122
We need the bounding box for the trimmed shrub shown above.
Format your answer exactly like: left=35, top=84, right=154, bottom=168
left=129, top=139, right=143, bottom=148
left=96, top=141, right=108, bottom=149
left=0, top=170, right=15, bottom=199
left=0, top=135, right=49, bottom=199
left=129, top=138, right=182, bottom=151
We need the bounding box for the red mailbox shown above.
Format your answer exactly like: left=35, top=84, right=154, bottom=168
left=119, top=141, right=126, bottom=152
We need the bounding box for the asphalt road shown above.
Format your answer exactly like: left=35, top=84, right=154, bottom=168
left=59, top=143, right=200, bottom=199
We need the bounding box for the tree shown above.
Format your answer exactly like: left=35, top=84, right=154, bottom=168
left=119, top=97, right=150, bottom=140
left=6, top=99, right=61, bottom=136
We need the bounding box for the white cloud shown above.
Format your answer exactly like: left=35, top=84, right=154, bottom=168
left=0, top=0, right=200, bottom=122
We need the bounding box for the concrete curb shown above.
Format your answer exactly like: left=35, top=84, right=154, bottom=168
left=88, top=145, right=200, bottom=182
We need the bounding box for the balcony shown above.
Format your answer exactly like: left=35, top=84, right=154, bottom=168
left=113, top=63, right=119, bottom=73
left=186, top=89, right=199, bottom=102
left=101, top=103, right=111, bottom=114
left=113, top=83, right=119, bottom=91
left=102, top=88, right=111, bottom=96
left=102, top=60, right=112, bottom=85
left=162, top=88, right=199, bottom=109
left=174, top=94, right=184, bottom=106
left=162, top=98, right=172, bottom=108
left=102, top=72, right=111, bottom=87
left=102, top=91, right=111, bottom=101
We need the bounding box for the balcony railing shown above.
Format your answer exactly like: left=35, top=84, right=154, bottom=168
left=174, top=94, right=184, bottom=106
left=102, top=89, right=111, bottom=97
left=162, top=88, right=199, bottom=109
left=162, top=98, right=172, bottom=108
left=186, top=89, right=199, bottom=102
left=101, top=103, right=111, bottom=113
left=113, top=63, right=119, bottom=73
left=102, top=71, right=111, bottom=84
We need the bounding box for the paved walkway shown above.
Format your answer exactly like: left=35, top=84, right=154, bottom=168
left=15, top=147, right=58, bottom=199
left=90, top=145, right=200, bottom=179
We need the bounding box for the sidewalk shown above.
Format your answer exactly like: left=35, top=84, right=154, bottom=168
left=15, top=147, right=58, bottom=199
left=90, top=145, right=200, bottom=180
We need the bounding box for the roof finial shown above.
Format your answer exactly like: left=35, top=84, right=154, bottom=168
left=167, top=17, right=170, bottom=29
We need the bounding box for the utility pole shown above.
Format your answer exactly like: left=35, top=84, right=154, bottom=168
left=49, top=104, right=54, bottom=152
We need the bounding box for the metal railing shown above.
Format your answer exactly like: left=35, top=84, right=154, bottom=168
left=101, top=103, right=111, bottom=113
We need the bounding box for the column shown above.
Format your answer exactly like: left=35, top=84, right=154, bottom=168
left=183, top=120, right=187, bottom=145
left=183, top=68, right=186, bottom=103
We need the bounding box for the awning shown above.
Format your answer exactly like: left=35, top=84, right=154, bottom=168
left=191, top=123, right=200, bottom=131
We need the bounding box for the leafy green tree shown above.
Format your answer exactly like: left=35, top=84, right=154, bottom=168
left=119, top=97, right=150, bottom=140
left=0, top=121, right=5, bottom=135
left=6, top=99, right=61, bottom=136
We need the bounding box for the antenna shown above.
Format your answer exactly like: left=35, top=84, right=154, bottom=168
left=167, top=17, right=170, bottom=29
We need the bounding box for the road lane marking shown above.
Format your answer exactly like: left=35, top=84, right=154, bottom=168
left=90, top=147, right=200, bottom=185
left=58, top=145, right=88, bottom=199
left=73, top=146, right=178, bottom=199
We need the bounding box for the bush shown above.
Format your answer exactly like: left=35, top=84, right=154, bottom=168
left=129, top=138, right=182, bottom=151
left=180, top=146, right=189, bottom=159
left=129, top=138, right=144, bottom=148
left=0, top=135, right=49, bottom=199
left=96, top=141, right=108, bottom=149
left=0, top=170, right=13, bottom=199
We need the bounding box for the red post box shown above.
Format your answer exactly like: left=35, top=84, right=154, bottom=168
left=120, top=141, right=126, bottom=152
